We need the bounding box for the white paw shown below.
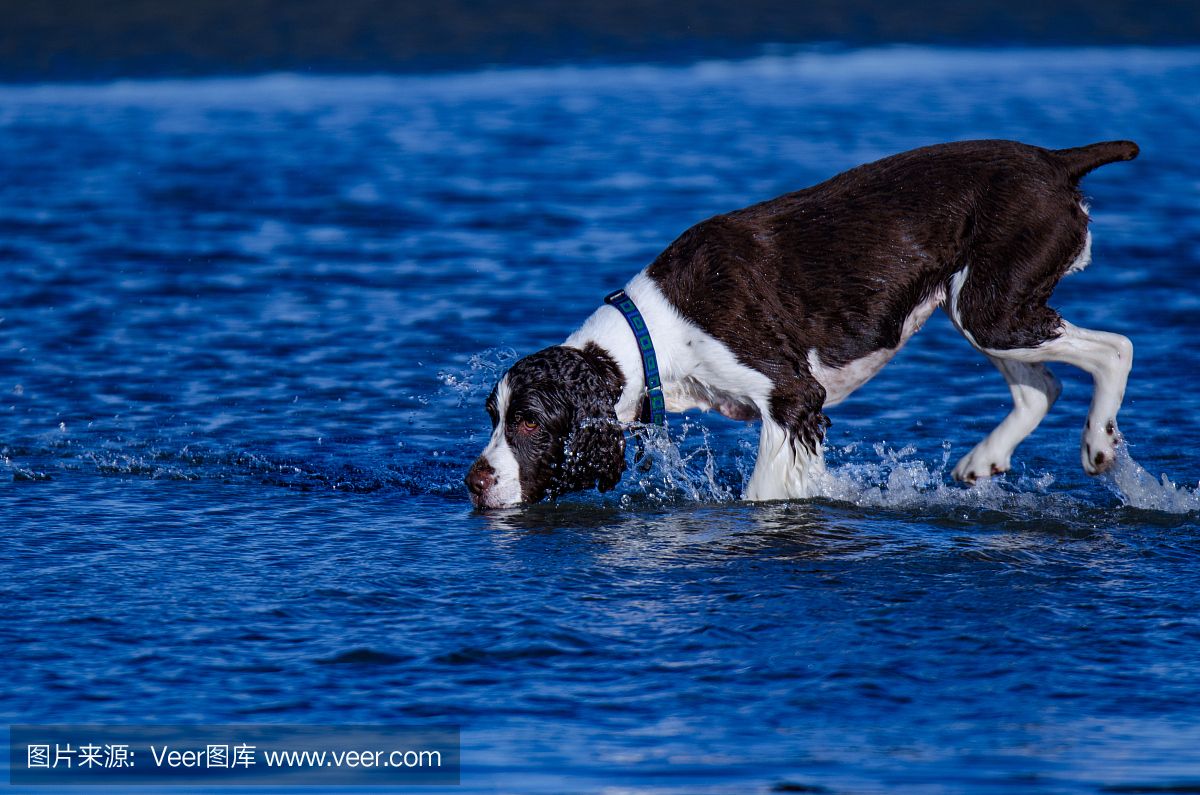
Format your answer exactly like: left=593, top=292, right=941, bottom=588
left=1082, top=418, right=1119, bottom=475
left=953, top=444, right=1011, bottom=484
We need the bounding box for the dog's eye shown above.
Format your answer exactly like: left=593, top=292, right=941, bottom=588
left=518, top=419, right=539, bottom=433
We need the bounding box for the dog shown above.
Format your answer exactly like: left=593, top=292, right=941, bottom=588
left=465, top=139, right=1139, bottom=508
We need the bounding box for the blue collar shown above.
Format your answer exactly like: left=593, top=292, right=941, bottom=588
left=604, top=289, right=666, bottom=426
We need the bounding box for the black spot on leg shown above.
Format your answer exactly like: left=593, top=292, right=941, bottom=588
left=991, top=464, right=1004, bottom=476
left=1094, top=451, right=1106, bottom=466
left=1106, top=420, right=1115, bottom=435
left=967, top=470, right=976, bottom=481
left=1086, top=419, right=1091, bottom=430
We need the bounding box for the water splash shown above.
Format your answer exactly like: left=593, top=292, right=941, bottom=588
left=605, top=423, right=1068, bottom=516
left=3, top=452, right=52, bottom=482
left=808, top=441, right=1092, bottom=516
left=618, top=420, right=739, bottom=507
left=435, top=353, right=1198, bottom=515
left=437, top=348, right=518, bottom=407
left=611, top=429, right=1095, bottom=518
left=1103, top=445, right=1200, bottom=513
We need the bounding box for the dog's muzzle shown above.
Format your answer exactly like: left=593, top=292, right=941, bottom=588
left=466, top=457, right=526, bottom=509
left=464, top=459, right=496, bottom=506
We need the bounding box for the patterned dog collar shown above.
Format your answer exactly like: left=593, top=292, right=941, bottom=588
left=604, top=289, right=666, bottom=426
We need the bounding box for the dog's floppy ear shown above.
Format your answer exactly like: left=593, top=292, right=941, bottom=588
left=562, top=409, right=627, bottom=493
left=550, top=343, right=628, bottom=497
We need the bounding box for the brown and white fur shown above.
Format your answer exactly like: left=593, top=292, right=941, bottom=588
left=466, top=139, right=1139, bottom=508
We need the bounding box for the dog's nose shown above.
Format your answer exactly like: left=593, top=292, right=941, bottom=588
left=465, top=460, right=496, bottom=497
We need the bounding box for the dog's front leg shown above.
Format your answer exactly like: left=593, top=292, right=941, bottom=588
left=744, top=419, right=826, bottom=501
left=744, top=388, right=829, bottom=502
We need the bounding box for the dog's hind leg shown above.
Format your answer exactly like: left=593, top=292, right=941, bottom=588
left=946, top=187, right=1134, bottom=477
left=952, top=356, right=1061, bottom=483
left=949, top=267, right=1133, bottom=478
left=980, top=323, right=1132, bottom=476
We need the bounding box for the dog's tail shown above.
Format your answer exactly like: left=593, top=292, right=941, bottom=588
left=1052, top=140, right=1139, bottom=181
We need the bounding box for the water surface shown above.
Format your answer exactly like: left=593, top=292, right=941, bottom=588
left=3, top=47, right=1200, bottom=793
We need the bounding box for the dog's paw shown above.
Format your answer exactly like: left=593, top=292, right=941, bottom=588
left=1082, top=418, right=1120, bottom=475
left=953, top=445, right=1011, bottom=485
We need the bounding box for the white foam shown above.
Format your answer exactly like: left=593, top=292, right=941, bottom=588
left=615, top=428, right=1071, bottom=515
left=809, top=442, right=1071, bottom=514
left=617, top=430, right=1199, bottom=517
left=1103, top=445, right=1200, bottom=513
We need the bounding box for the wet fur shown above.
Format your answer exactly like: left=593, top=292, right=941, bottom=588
left=467, top=139, right=1140, bottom=507
left=481, top=345, right=626, bottom=504
left=648, top=140, right=1135, bottom=443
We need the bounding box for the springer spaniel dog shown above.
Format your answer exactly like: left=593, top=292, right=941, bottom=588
left=466, top=139, right=1139, bottom=508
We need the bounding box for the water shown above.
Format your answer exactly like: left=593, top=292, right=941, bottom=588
left=2, top=46, right=1200, bottom=793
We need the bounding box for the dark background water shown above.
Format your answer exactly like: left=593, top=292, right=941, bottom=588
left=2, top=47, right=1200, bottom=793
left=3, top=0, right=1198, bottom=82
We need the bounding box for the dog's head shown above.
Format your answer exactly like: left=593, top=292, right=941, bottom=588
left=465, top=345, right=626, bottom=508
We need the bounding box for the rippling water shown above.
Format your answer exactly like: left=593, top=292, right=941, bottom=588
left=3, top=47, right=1200, bottom=793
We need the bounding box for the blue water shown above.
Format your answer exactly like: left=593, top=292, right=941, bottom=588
left=3, top=47, right=1200, bottom=793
